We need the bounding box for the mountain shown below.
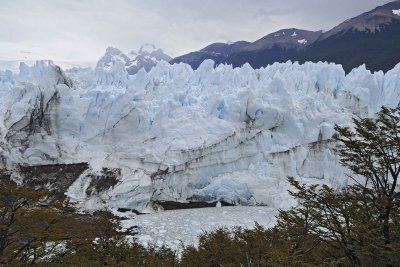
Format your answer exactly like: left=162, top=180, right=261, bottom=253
left=1, top=60, right=400, bottom=213
left=171, top=29, right=322, bottom=69
left=226, top=29, right=322, bottom=69
left=170, top=41, right=250, bottom=69
left=171, top=1, right=400, bottom=73
left=241, top=29, right=322, bottom=51
left=96, top=44, right=172, bottom=75
left=125, top=44, right=172, bottom=74
left=320, top=1, right=400, bottom=39
left=297, top=1, right=400, bottom=73
left=95, top=47, right=131, bottom=71
left=169, top=29, right=322, bottom=70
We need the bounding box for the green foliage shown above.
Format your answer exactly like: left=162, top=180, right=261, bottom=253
left=335, top=106, right=400, bottom=249
left=276, top=107, right=400, bottom=266
left=52, top=238, right=177, bottom=267
left=47, top=211, right=177, bottom=267
left=0, top=178, right=178, bottom=266
left=0, top=179, right=81, bottom=265
left=180, top=228, right=243, bottom=267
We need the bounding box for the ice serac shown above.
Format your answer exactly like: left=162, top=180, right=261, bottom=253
left=0, top=61, right=72, bottom=167
left=1, top=59, right=400, bottom=213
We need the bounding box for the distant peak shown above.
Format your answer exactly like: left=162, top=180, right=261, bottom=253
left=321, top=0, right=400, bottom=39
left=96, top=44, right=171, bottom=75
left=105, top=47, right=124, bottom=55
left=128, top=50, right=138, bottom=57
left=139, top=44, right=158, bottom=54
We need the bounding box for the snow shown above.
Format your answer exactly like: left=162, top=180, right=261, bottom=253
left=1, top=58, right=400, bottom=215
left=393, top=9, right=400, bottom=16
left=297, top=39, right=307, bottom=45
left=121, top=206, right=277, bottom=251
left=291, top=31, right=297, bottom=37
left=95, top=45, right=171, bottom=75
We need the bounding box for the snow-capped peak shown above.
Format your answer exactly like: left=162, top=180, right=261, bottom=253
left=138, top=44, right=158, bottom=55
left=129, top=44, right=166, bottom=58
left=95, top=47, right=130, bottom=71
left=105, top=46, right=125, bottom=56
left=126, top=44, right=172, bottom=74
left=95, top=45, right=172, bottom=75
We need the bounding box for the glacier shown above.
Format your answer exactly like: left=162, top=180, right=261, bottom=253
left=0, top=59, right=399, bottom=213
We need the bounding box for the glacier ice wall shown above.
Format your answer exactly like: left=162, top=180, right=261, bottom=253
left=0, top=59, right=399, bottom=212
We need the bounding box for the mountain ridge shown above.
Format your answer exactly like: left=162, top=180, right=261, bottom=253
left=96, top=44, right=172, bottom=75
left=171, top=1, right=400, bottom=73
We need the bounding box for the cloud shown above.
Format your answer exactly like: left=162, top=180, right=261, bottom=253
left=0, top=0, right=393, bottom=63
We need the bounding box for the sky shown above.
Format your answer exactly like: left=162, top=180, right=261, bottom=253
left=0, top=0, right=393, bottom=64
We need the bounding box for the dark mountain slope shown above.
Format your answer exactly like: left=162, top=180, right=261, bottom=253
left=171, top=1, right=400, bottom=73
left=225, top=29, right=322, bottom=69
left=298, top=20, right=400, bottom=73
left=170, top=41, right=249, bottom=69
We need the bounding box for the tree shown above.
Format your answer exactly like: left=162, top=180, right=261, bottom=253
left=277, top=178, right=376, bottom=266
left=0, top=178, right=92, bottom=265
left=51, top=210, right=178, bottom=267
left=0, top=179, right=46, bottom=263
left=274, top=106, right=400, bottom=266
left=0, top=178, right=178, bottom=266
left=334, top=106, right=400, bottom=246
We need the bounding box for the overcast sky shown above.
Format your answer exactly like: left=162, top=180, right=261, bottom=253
left=0, top=0, right=393, bottom=64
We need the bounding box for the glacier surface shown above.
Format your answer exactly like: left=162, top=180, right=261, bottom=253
left=0, top=59, right=399, bottom=213
left=121, top=206, right=277, bottom=251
